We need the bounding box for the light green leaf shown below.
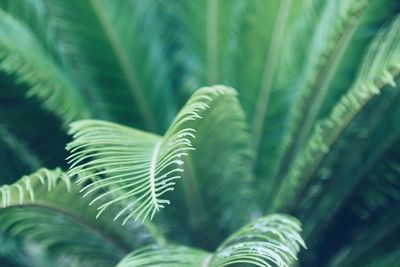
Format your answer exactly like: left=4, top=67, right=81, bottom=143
left=116, top=214, right=305, bottom=267
left=274, top=15, right=400, bottom=212
left=0, top=9, right=89, bottom=125
left=67, top=86, right=240, bottom=224
left=0, top=168, right=160, bottom=266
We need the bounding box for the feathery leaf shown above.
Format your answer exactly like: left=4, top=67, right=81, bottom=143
left=274, top=15, right=400, bottom=211
left=116, top=214, right=305, bottom=267
left=67, top=86, right=238, bottom=224
left=0, top=9, right=89, bottom=125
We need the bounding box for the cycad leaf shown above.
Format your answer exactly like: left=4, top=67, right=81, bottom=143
left=210, top=214, right=305, bottom=267
left=0, top=168, right=159, bottom=266
left=67, top=86, right=238, bottom=224
left=272, top=0, right=370, bottom=195
left=116, top=214, right=305, bottom=267
left=276, top=0, right=368, bottom=163
left=0, top=9, right=89, bottom=125
left=162, top=84, right=259, bottom=248
left=116, top=245, right=210, bottom=267
left=274, top=15, right=400, bottom=211
left=40, top=0, right=177, bottom=131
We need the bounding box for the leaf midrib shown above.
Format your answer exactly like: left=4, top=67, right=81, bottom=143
left=89, top=0, right=157, bottom=132
left=251, top=0, right=293, bottom=154
left=5, top=202, right=131, bottom=254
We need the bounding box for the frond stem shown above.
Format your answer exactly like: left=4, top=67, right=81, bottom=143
left=251, top=0, right=292, bottom=153
left=5, top=203, right=131, bottom=254
left=89, top=0, right=157, bottom=132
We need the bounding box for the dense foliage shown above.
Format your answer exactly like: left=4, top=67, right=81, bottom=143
left=0, top=0, right=399, bottom=266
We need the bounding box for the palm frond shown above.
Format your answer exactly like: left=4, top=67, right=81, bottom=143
left=116, top=245, right=210, bottom=267
left=254, top=0, right=325, bottom=202
left=161, top=85, right=260, bottom=248
left=274, top=15, right=400, bottom=212
left=39, top=0, right=178, bottom=132
left=162, top=0, right=248, bottom=92
left=116, top=214, right=305, bottom=267
left=0, top=168, right=160, bottom=266
left=273, top=0, right=370, bottom=190
left=0, top=9, right=89, bottom=125
left=67, top=86, right=241, bottom=224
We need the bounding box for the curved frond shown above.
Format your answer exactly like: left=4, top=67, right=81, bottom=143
left=116, top=214, right=305, bottom=267
left=116, top=245, right=210, bottom=267
left=272, top=0, right=370, bottom=196
left=0, top=168, right=159, bottom=266
left=67, top=86, right=238, bottom=224
left=40, top=0, right=177, bottom=131
left=274, top=15, right=400, bottom=211
left=0, top=9, right=89, bottom=125
left=210, top=214, right=305, bottom=267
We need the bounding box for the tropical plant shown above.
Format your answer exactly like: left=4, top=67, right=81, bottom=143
left=0, top=0, right=399, bottom=266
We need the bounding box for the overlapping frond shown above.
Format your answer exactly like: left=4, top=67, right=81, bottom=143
left=0, top=9, right=89, bottom=125
left=40, top=0, right=177, bottom=131
left=274, top=15, right=400, bottom=211
left=0, top=168, right=159, bottom=266
left=273, top=0, right=370, bottom=189
left=211, top=214, right=305, bottom=267
left=67, top=86, right=238, bottom=224
left=160, top=85, right=259, bottom=248
left=116, top=245, right=210, bottom=267
left=116, top=214, right=305, bottom=267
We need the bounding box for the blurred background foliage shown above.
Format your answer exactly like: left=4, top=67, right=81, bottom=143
left=0, top=0, right=399, bottom=266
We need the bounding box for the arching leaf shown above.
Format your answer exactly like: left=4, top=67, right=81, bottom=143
left=67, top=86, right=243, bottom=224
left=0, top=168, right=160, bottom=266
left=0, top=9, right=89, bottom=125
left=274, top=15, right=400, bottom=212
left=116, top=214, right=305, bottom=267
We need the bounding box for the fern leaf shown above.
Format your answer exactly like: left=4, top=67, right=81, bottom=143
left=116, top=214, right=305, bottom=267
left=67, top=86, right=239, bottom=224
left=40, top=0, right=178, bottom=131
left=0, top=9, right=89, bottom=125
left=0, top=168, right=161, bottom=266
left=274, top=15, right=400, bottom=211
left=273, top=0, right=370, bottom=188
left=116, top=245, right=210, bottom=267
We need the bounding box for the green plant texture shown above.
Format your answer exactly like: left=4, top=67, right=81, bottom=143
left=0, top=0, right=399, bottom=266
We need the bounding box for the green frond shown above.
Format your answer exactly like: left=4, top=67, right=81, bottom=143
left=273, top=0, right=370, bottom=190
left=40, top=0, right=178, bottom=131
left=211, top=214, right=305, bottom=267
left=162, top=84, right=260, bottom=248
left=116, top=245, right=210, bottom=267
left=273, top=15, right=400, bottom=212
left=0, top=168, right=160, bottom=266
left=67, top=86, right=238, bottom=224
left=116, top=214, right=305, bottom=267
left=254, top=0, right=325, bottom=203
left=0, top=9, right=89, bottom=125
left=162, top=0, right=249, bottom=92
left=0, top=168, right=71, bottom=206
